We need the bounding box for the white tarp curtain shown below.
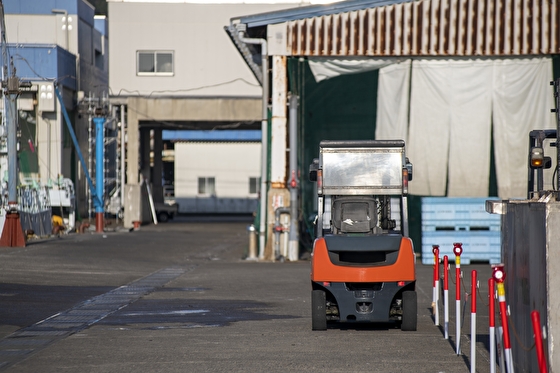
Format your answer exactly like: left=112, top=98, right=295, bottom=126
left=308, top=57, right=402, bottom=83
left=492, top=58, right=556, bottom=198
left=405, top=57, right=555, bottom=198
left=406, top=58, right=495, bottom=197
left=375, top=60, right=411, bottom=142
left=309, top=56, right=555, bottom=198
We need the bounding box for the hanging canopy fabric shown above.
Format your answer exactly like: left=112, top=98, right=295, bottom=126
left=407, top=58, right=494, bottom=197
left=375, top=60, right=411, bottom=143
left=308, top=57, right=403, bottom=83
left=491, top=58, right=556, bottom=198
left=309, top=56, right=556, bottom=198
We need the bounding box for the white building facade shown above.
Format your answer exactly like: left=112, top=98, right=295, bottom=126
left=174, top=141, right=261, bottom=213
left=107, top=0, right=312, bottom=226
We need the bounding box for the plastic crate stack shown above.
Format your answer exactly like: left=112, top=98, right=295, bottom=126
left=421, top=197, right=501, bottom=265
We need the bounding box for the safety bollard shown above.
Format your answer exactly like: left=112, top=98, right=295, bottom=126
left=471, top=270, right=478, bottom=373
left=489, top=278, right=496, bottom=373
left=453, top=242, right=463, bottom=355
left=432, top=245, right=440, bottom=326
left=443, top=255, right=449, bottom=339
left=493, top=265, right=514, bottom=373
left=531, top=310, right=548, bottom=373
left=496, top=323, right=506, bottom=373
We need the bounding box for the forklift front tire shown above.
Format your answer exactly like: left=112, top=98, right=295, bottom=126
left=311, top=290, right=327, bottom=331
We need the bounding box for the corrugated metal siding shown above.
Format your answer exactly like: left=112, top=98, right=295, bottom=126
left=287, top=0, right=560, bottom=57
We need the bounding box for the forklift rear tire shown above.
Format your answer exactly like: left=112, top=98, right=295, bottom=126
left=401, top=291, right=417, bottom=331
left=312, top=290, right=327, bottom=331
left=157, top=211, right=169, bottom=223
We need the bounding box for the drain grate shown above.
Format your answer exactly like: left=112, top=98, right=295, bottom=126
left=0, top=266, right=191, bottom=370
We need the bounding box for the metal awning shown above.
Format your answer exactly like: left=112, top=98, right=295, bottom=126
left=232, top=0, right=407, bottom=28
left=228, top=0, right=560, bottom=69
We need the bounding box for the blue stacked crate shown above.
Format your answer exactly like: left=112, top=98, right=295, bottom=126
left=421, top=197, right=501, bottom=265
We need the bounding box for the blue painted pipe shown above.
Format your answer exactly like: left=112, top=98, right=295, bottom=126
left=53, top=85, right=102, bottom=209
left=93, top=117, right=105, bottom=213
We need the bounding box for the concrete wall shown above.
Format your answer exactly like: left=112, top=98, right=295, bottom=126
left=174, top=142, right=261, bottom=213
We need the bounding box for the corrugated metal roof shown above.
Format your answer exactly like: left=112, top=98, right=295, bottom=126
left=231, top=0, right=559, bottom=57
left=286, top=0, right=560, bottom=56
left=163, top=130, right=261, bottom=141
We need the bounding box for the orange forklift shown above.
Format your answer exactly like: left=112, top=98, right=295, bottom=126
left=308, top=140, right=417, bottom=331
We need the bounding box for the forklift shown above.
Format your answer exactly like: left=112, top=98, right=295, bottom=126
left=308, top=140, right=417, bottom=331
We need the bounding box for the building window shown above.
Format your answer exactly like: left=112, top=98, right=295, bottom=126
left=198, top=177, right=215, bottom=195
left=249, top=177, right=260, bottom=194
left=137, top=51, right=174, bottom=76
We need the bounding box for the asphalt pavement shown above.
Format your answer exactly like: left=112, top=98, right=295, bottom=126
left=0, top=215, right=496, bottom=372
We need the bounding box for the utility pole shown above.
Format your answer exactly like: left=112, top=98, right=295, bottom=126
left=0, top=1, right=30, bottom=247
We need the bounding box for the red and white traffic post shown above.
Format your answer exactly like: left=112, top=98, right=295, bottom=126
left=453, top=242, right=463, bottom=355
left=432, top=245, right=440, bottom=326
left=471, top=270, right=478, bottom=373
left=531, top=310, right=548, bottom=373
left=493, top=265, right=514, bottom=373
left=443, top=255, right=449, bottom=339
left=489, top=278, right=496, bottom=373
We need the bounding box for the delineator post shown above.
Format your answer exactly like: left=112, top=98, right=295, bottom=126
left=443, top=255, right=449, bottom=339
left=432, top=245, right=440, bottom=326
left=493, top=264, right=513, bottom=373
left=453, top=242, right=463, bottom=355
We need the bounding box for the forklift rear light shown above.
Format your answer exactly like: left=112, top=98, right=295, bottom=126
left=322, top=281, right=331, bottom=287
left=317, top=169, right=323, bottom=195
left=402, top=168, right=409, bottom=194
left=397, top=281, right=405, bottom=287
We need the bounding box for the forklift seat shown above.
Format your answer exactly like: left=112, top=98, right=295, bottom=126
left=332, top=196, right=377, bottom=234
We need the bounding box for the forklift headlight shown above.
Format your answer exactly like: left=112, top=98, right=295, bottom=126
left=530, top=147, right=545, bottom=168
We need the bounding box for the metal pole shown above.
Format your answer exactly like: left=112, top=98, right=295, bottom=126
left=258, top=47, right=268, bottom=260
left=0, top=3, right=26, bottom=247
left=120, top=105, right=126, bottom=217
left=94, top=117, right=105, bottom=232
left=87, top=107, right=92, bottom=219
left=6, top=90, right=16, bottom=204
left=237, top=28, right=268, bottom=259
left=0, top=3, right=14, bottom=204
left=288, top=94, right=299, bottom=261
left=553, top=79, right=560, bottom=198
